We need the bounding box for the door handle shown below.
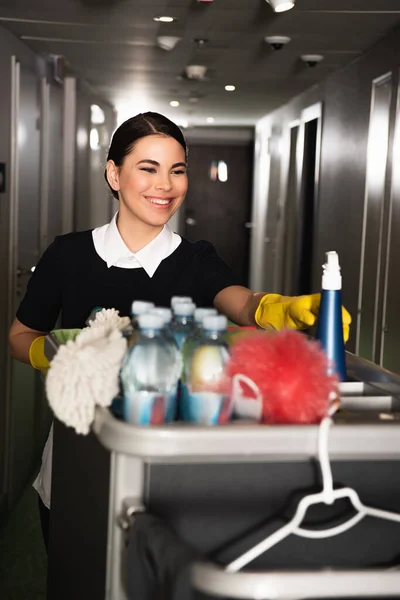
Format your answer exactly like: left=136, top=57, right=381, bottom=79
left=186, top=217, right=196, bottom=226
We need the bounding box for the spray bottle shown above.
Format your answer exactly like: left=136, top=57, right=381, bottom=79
left=315, top=251, right=347, bottom=381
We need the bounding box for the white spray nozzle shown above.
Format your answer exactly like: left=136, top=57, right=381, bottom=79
left=322, top=251, right=342, bottom=290
left=325, top=251, right=340, bottom=270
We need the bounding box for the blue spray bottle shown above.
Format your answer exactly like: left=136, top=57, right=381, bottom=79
left=315, top=251, right=347, bottom=381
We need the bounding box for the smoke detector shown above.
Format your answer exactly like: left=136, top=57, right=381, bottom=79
left=185, top=65, right=207, bottom=80
left=156, top=36, right=181, bottom=51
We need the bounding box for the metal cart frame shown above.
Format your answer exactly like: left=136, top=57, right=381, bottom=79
left=47, top=352, right=400, bottom=600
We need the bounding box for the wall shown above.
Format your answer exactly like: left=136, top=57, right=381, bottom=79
left=253, top=23, right=400, bottom=362
left=0, top=24, right=47, bottom=522
left=0, top=24, right=116, bottom=524
left=75, top=83, right=116, bottom=232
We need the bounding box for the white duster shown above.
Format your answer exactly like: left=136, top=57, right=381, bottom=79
left=45, top=309, right=129, bottom=434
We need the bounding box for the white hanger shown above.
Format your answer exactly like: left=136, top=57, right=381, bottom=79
left=226, top=408, right=400, bottom=573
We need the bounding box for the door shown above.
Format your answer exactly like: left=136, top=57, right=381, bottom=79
left=357, top=73, right=393, bottom=363
left=280, top=123, right=300, bottom=295
left=9, top=58, right=44, bottom=504
left=378, top=76, right=400, bottom=372
left=183, top=142, right=253, bottom=287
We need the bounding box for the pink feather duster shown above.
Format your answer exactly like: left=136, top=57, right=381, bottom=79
left=225, top=329, right=338, bottom=424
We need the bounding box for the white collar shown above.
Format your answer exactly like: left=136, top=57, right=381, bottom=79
left=92, top=212, right=181, bottom=277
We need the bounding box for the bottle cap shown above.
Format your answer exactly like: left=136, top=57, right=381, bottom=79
left=194, top=307, right=218, bottom=323
left=202, top=315, right=228, bottom=331
left=131, top=300, right=155, bottom=316
left=174, top=302, right=196, bottom=316
left=150, top=307, right=172, bottom=324
left=322, top=251, right=342, bottom=291
left=171, top=296, right=193, bottom=308
left=137, top=314, right=164, bottom=330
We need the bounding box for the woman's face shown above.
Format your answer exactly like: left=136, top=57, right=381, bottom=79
left=107, top=134, right=188, bottom=228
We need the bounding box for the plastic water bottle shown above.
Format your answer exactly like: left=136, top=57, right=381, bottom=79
left=182, top=307, right=218, bottom=366
left=127, top=300, right=155, bottom=346
left=121, top=314, right=182, bottom=425
left=170, top=301, right=196, bottom=350
left=149, top=307, right=174, bottom=336
left=316, top=251, right=347, bottom=381
left=149, top=307, right=180, bottom=421
left=182, top=315, right=232, bottom=425
left=171, top=296, right=193, bottom=312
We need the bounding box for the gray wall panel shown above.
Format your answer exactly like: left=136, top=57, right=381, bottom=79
left=254, top=24, right=400, bottom=358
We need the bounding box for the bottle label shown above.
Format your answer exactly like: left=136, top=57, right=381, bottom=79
left=180, top=383, right=232, bottom=425
left=124, top=391, right=172, bottom=425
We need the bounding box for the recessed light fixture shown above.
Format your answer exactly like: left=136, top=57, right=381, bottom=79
left=169, top=100, right=180, bottom=107
left=206, top=117, right=215, bottom=124
left=301, top=54, right=324, bottom=67
left=157, top=36, right=181, bottom=51
left=225, top=85, right=235, bottom=91
left=153, top=16, right=176, bottom=23
left=265, top=36, right=291, bottom=51
left=266, top=0, right=295, bottom=13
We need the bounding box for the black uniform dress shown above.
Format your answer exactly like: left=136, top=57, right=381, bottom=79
left=16, top=230, right=240, bottom=552
left=16, top=230, right=240, bottom=331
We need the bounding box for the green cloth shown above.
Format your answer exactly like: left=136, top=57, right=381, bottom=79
left=50, top=329, right=81, bottom=344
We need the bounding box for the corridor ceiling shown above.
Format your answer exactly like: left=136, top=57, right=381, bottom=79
left=1, top=0, right=400, bottom=125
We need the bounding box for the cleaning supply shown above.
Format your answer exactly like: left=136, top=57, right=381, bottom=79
left=255, top=293, right=351, bottom=343
left=315, top=251, right=347, bottom=381
left=120, top=314, right=182, bottom=425
left=225, top=329, right=338, bottom=424
left=46, top=325, right=127, bottom=434
left=182, top=315, right=231, bottom=425
left=170, top=301, right=196, bottom=350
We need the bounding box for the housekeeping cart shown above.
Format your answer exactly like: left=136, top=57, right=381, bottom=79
left=47, top=352, right=400, bottom=600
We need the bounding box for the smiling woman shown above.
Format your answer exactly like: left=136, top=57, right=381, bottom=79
left=105, top=128, right=188, bottom=252
left=8, top=110, right=351, bottom=552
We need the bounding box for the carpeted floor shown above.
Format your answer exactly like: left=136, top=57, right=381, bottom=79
left=0, top=483, right=47, bottom=600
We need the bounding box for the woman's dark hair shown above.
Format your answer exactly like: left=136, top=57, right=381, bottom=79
left=104, top=112, right=188, bottom=199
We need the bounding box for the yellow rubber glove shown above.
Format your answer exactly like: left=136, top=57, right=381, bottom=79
left=255, top=293, right=351, bottom=343
left=29, top=336, right=50, bottom=373
left=29, top=329, right=81, bottom=373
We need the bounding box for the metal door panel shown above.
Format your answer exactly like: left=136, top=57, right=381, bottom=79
left=357, top=73, right=392, bottom=362
left=9, top=58, right=43, bottom=503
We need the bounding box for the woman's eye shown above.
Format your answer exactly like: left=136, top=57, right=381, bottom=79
left=140, top=167, right=157, bottom=173
left=172, top=169, right=186, bottom=175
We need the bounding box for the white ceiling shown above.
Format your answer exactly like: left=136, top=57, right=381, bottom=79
left=1, top=0, right=400, bottom=126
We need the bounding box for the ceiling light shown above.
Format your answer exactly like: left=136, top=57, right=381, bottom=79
left=301, top=54, right=324, bottom=67
left=225, top=85, right=235, bottom=91
left=266, top=0, right=295, bottom=13
left=153, top=16, right=176, bottom=23
left=185, top=65, right=207, bottom=80
left=169, top=100, right=180, bottom=107
left=206, top=117, right=215, bottom=124
left=265, top=36, right=291, bottom=51
left=157, top=36, right=181, bottom=51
